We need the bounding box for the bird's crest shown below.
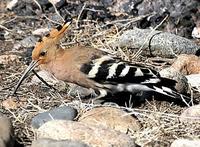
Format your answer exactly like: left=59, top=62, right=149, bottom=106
left=36, top=20, right=72, bottom=47
left=31, top=19, right=72, bottom=60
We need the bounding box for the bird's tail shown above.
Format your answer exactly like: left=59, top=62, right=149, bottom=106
left=151, top=85, right=194, bottom=106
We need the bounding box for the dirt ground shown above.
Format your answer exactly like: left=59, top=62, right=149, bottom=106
left=0, top=0, right=200, bottom=146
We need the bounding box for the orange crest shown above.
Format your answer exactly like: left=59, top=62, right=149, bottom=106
left=32, top=20, right=72, bottom=60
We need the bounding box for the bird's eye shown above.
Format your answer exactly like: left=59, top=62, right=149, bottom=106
left=40, top=51, right=46, bottom=56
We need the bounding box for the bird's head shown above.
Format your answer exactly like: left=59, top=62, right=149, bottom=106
left=32, top=20, right=72, bottom=65
left=13, top=19, right=72, bottom=94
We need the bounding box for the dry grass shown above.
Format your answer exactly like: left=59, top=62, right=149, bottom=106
left=0, top=2, right=200, bottom=146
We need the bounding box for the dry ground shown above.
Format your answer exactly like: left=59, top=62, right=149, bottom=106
left=0, top=1, right=200, bottom=146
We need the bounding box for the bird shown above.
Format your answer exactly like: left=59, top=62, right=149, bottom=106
left=13, top=19, right=193, bottom=105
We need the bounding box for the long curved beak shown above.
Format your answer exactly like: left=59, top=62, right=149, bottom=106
left=13, top=60, right=39, bottom=94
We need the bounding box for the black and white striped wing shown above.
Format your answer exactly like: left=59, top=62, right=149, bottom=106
left=81, top=56, right=166, bottom=89
left=81, top=56, right=160, bottom=82
left=80, top=55, right=192, bottom=104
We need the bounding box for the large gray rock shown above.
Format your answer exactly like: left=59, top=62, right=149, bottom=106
left=78, top=107, right=141, bottom=133
left=37, top=120, right=136, bottom=147
left=116, top=28, right=200, bottom=57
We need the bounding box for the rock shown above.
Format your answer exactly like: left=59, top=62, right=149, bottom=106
left=180, top=104, right=200, bottom=123
left=78, top=107, right=141, bottom=133
left=31, top=138, right=89, bottom=147
left=68, top=83, right=97, bottom=98
left=136, top=0, right=199, bottom=37
left=37, top=0, right=49, bottom=6
left=186, top=74, right=200, bottom=89
left=0, top=55, right=19, bottom=65
left=2, top=98, right=18, bottom=110
left=0, top=113, right=14, bottom=147
left=37, top=120, right=136, bottom=147
left=23, top=47, right=34, bottom=65
left=115, top=28, right=200, bottom=58
left=32, top=28, right=49, bottom=36
left=37, top=0, right=65, bottom=8
left=31, top=106, right=78, bottom=129
left=31, top=70, right=66, bottom=91
left=104, top=0, right=134, bottom=16
left=192, top=27, right=200, bottom=39
left=159, top=67, right=189, bottom=94
left=171, top=139, right=200, bottom=147
left=6, top=0, right=18, bottom=10
left=49, top=0, right=66, bottom=8
left=171, top=54, right=200, bottom=75
left=0, top=139, right=6, bottom=147
left=20, top=36, right=38, bottom=48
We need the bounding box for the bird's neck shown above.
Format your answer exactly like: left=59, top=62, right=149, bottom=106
left=56, top=47, right=65, bottom=56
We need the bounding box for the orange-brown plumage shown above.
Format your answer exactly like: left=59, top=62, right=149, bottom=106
left=39, top=46, right=105, bottom=90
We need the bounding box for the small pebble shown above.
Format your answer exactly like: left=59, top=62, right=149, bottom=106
left=49, top=0, right=66, bottom=8
left=171, top=139, right=200, bottom=147
left=186, top=74, right=200, bottom=88
left=31, top=106, right=78, bottom=129
left=6, top=0, right=18, bottom=10
left=192, top=27, right=200, bottom=39
left=20, top=36, right=37, bottom=48
left=180, top=104, right=200, bottom=123
left=32, top=28, right=49, bottom=36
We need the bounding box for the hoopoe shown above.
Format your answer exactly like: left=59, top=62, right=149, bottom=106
left=13, top=20, right=193, bottom=104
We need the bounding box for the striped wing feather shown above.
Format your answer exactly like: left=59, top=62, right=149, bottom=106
left=80, top=55, right=161, bottom=84
left=80, top=55, right=193, bottom=104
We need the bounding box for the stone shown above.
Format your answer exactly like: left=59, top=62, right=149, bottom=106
left=171, top=139, right=200, bottom=147
left=78, top=107, right=141, bottom=133
left=159, top=67, right=189, bottom=94
left=192, top=27, right=200, bottom=39
left=49, top=0, right=66, bottom=8
left=171, top=54, right=200, bottom=75
left=68, top=83, right=97, bottom=98
left=37, top=0, right=65, bottom=8
left=186, top=74, right=200, bottom=89
left=20, top=36, right=37, bottom=48
left=6, top=0, right=18, bottom=10
left=0, top=113, right=14, bottom=147
left=37, top=120, right=136, bottom=147
left=31, top=138, right=89, bottom=147
left=32, top=28, right=49, bottom=36
left=31, top=106, right=78, bottom=129
left=180, top=104, right=200, bottom=123
left=2, top=98, right=18, bottom=110
left=116, top=29, right=200, bottom=58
